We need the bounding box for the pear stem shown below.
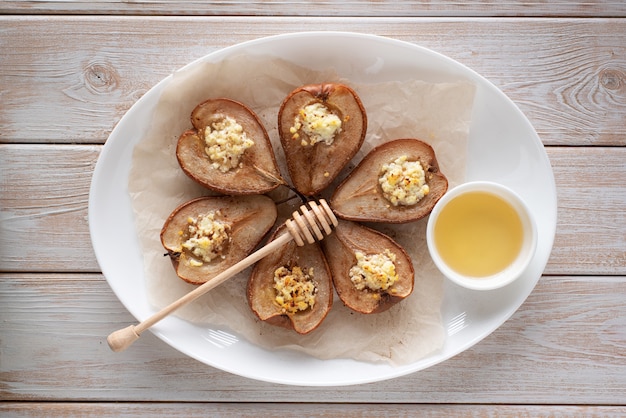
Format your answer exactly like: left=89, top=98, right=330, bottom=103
left=252, top=164, right=287, bottom=186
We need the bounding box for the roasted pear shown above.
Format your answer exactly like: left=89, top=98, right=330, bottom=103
left=160, top=195, right=277, bottom=285
left=331, top=138, right=448, bottom=223
left=321, top=220, right=414, bottom=314
left=278, top=83, right=367, bottom=196
left=177, top=98, right=284, bottom=195
left=247, top=224, right=333, bottom=334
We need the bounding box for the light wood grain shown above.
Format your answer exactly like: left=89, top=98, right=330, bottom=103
left=2, top=4, right=625, bottom=413
left=547, top=146, right=626, bottom=274
left=0, top=145, right=100, bottom=272
left=1, top=273, right=624, bottom=403
left=2, top=1, right=625, bottom=17
left=1, top=145, right=624, bottom=275
left=2, top=402, right=626, bottom=418
left=1, top=17, right=625, bottom=146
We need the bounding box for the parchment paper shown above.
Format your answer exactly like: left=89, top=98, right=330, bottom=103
left=128, top=54, right=475, bottom=365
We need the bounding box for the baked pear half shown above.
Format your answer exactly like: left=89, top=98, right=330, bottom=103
left=247, top=224, right=333, bottom=334
left=331, top=138, right=448, bottom=223
left=321, top=220, right=414, bottom=314
left=177, top=98, right=284, bottom=195
left=278, top=83, right=367, bottom=196
left=160, top=195, right=277, bottom=285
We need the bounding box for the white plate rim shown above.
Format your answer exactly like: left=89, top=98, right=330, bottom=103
left=89, top=31, right=557, bottom=386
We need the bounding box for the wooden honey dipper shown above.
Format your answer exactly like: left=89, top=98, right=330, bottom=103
left=107, top=199, right=338, bottom=352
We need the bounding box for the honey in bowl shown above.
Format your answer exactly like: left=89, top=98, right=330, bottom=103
left=433, top=191, right=523, bottom=277
left=426, top=181, right=537, bottom=290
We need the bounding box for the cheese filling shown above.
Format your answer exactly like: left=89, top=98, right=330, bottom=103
left=203, top=116, right=254, bottom=172
left=181, top=211, right=231, bottom=266
left=349, top=249, right=399, bottom=292
left=273, top=266, right=317, bottom=314
left=379, top=155, right=430, bottom=206
left=289, top=102, right=342, bottom=146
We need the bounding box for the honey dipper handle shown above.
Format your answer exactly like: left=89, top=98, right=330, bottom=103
left=107, top=232, right=293, bottom=352
left=107, top=198, right=337, bottom=353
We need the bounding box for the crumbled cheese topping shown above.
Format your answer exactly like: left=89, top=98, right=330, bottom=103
left=203, top=116, right=254, bottom=172
left=273, top=266, right=317, bottom=314
left=181, top=211, right=231, bottom=266
left=289, top=102, right=342, bottom=146
left=349, top=249, right=399, bottom=292
left=379, top=155, right=430, bottom=206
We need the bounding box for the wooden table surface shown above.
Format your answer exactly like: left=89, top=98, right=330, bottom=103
left=1, top=2, right=625, bottom=417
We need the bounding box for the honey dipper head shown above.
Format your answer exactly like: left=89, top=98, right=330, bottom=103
left=285, top=199, right=338, bottom=246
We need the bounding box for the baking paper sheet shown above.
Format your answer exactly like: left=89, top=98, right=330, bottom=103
left=128, top=54, right=475, bottom=365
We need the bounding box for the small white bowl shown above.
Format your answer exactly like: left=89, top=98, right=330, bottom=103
left=426, top=181, right=537, bottom=291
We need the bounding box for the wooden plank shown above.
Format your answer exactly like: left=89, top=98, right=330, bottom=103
left=0, top=144, right=100, bottom=272
left=1, top=273, right=624, bottom=403
left=1, top=1, right=625, bottom=17
left=1, top=17, right=625, bottom=146
left=2, top=402, right=626, bottom=417
left=1, top=144, right=624, bottom=275
left=545, top=146, right=626, bottom=275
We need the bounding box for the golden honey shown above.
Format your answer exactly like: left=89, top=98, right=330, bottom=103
left=433, top=191, right=524, bottom=277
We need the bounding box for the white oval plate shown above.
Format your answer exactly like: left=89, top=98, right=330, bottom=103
left=89, top=32, right=557, bottom=386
